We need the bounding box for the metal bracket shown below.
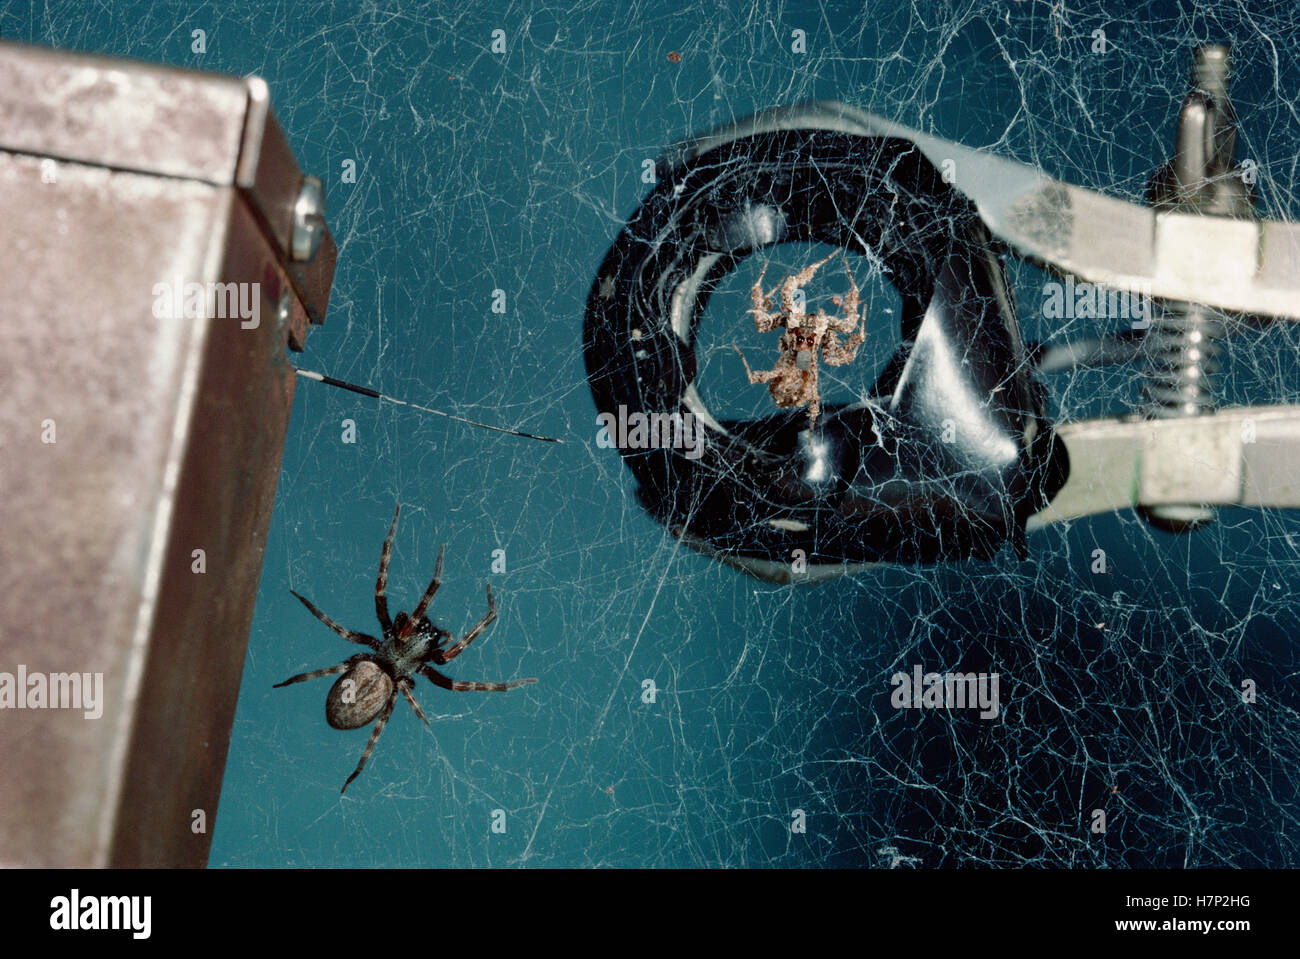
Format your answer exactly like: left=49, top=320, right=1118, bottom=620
left=0, top=40, right=337, bottom=866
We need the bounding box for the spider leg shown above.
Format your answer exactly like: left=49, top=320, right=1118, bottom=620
left=751, top=260, right=770, bottom=309
left=823, top=257, right=866, bottom=368
left=272, top=660, right=352, bottom=688
left=375, top=505, right=401, bottom=632
left=750, top=262, right=784, bottom=333
left=838, top=252, right=861, bottom=325
left=398, top=679, right=429, bottom=727
left=432, top=585, right=498, bottom=664
left=826, top=265, right=868, bottom=356
left=421, top=664, right=536, bottom=693
left=822, top=325, right=865, bottom=366
left=733, top=344, right=780, bottom=384
left=342, top=691, right=397, bottom=793
left=780, top=252, right=836, bottom=313
left=751, top=306, right=784, bottom=333
left=397, top=543, right=445, bottom=641
left=821, top=332, right=863, bottom=361
left=290, top=591, right=379, bottom=648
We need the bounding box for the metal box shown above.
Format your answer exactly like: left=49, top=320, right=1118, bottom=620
left=0, top=40, right=336, bottom=866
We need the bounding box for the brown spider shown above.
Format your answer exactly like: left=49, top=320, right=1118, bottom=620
left=734, top=251, right=866, bottom=427
left=274, top=505, right=536, bottom=792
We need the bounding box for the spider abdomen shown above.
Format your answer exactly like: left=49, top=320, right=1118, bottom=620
left=326, top=660, right=393, bottom=730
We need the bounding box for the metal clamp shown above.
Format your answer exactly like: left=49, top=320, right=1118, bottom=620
left=589, top=43, right=1300, bottom=582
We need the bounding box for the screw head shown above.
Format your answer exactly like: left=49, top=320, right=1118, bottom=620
left=292, top=175, right=325, bottom=262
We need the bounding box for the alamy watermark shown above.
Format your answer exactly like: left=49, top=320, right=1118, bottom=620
left=890, top=664, right=1000, bottom=720
left=596, top=405, right=705, bottom=460
left=1042, top=275, right=1152, bottom=329
left=152, top=276, right=260, bottom=328
left=50, top=890, right=150, bottom=939
left=0, top=665, right=103, bottom=719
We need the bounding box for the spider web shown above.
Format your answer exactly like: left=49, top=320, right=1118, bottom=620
left=14, top=0, right=1300, bottom=867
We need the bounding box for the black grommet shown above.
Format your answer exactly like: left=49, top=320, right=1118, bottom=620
left=584, top=129, right=1061, bottom=567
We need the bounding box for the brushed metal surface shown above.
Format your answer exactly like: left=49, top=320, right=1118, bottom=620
left=0, top=40, right=335, bottom=867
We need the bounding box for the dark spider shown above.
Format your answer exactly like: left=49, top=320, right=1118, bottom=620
left=274, top=505, right=536, bottom=792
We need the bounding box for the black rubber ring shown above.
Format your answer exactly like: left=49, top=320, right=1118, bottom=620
left=584, top=129, right=1060, bottom=566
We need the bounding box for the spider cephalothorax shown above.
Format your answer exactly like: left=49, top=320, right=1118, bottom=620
left=275, top=505, right=536, bottom=792
left=734, top=251, right=866, bottom=427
